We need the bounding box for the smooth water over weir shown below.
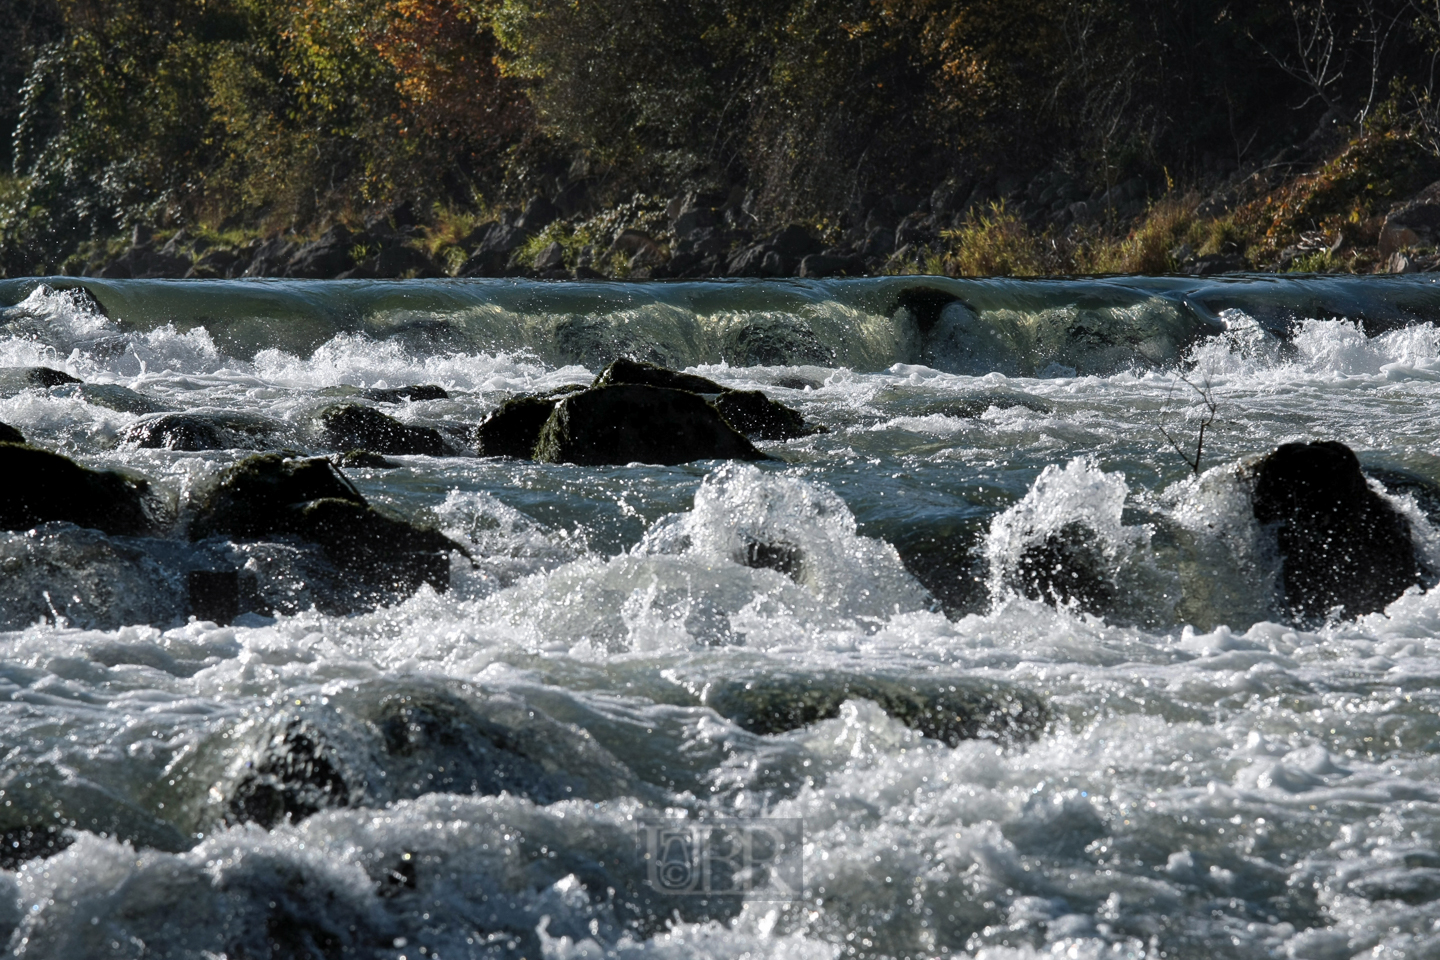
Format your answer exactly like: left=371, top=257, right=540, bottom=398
left=2, top=275, right=1440, bottom=960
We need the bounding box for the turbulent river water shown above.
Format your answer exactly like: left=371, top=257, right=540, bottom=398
left=3, top=274, right=1440, bottom=960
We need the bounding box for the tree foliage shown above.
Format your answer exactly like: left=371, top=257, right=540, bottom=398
left=5, top=0, right=1440, bottom=273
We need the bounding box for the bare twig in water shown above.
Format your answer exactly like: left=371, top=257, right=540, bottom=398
left=1158, top=369, right=1219, bottom=475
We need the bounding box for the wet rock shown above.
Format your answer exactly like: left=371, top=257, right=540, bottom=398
left=593, top=357, right=724, bottom=393
left=698, top=673, right=1049, bottom=745
left=118, top=412, right=277, bottom=451
left=189, top=453, right=365, bottom=540
left=0, top=443, right=154, bottom=535
left=0, top=366, right=81, bottom=395
left=533, top=384, right=767, bottom=466
left=473, top=395, right=560, bottom=458
left=1251, top=440, right=1421, bottom=622
left=336, top=449, right=397, bottom=469
left=189, top=453, right=462, bottom=598
left=1012, top=520, right=1117, bottom=614
left=358, top=384, right=449, bottom=403
left=891, top=286, right=962, bottom=332
left=1364, top=465, right=1440, bottom=527
left=188, top=569, right=239, bottom=624
left=738, top=538, right=804, bottom=580
left=0, top=422, right=22, bottom=445
left=66, top=382, right=170, bottom=415
left=227, top=719, right=350, bottom=828
left=712, top=389, right=820, bottom=440
left=0, top=826, right=74, bottom=870
left=317, top=403, right=454, bottom=456
left=887, top=523, right=990, bottom=617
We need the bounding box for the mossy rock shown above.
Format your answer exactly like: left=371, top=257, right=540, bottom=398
left=699, top=672, right=1049, bottom=745
left=473, top=395, right=560, bottom=459
left=533, top=384, right=767, bottom=466
left=317, top=403, right=454, bottom=456
left=712, top=388, right=821, bottom=440
left=0, top=442, right=153, bottom=535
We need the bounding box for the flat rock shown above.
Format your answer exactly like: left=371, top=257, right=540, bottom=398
left=318, top=403, right=454, bottom=456
left=1251, top=440, right=1421, bottom=622
left=533, top=384, right=767, bottom=466
left=0, top=443, right=154, bottom=535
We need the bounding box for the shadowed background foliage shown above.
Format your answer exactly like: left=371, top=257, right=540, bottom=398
left=4, top=0, right=1440, bottom=274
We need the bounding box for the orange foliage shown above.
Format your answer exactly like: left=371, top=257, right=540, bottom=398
left=370, top=0, right=528, bottom=144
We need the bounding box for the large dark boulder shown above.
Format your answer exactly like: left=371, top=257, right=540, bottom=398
left=533, top=384, right=767, bottom=466
left=712, top=389, right=821, bottom=441
left=189, top=454, right=462, bottom=596
left=317, top=403, right=454, bottom=456
left=1012, top=521, right=1116, bottom=615
left=0, top=443, right=154, bottom=535
left=0, top=422, right=22, bottom=445
left=697, top=672, right=1049, bottom=745
left=593, top=357, right=724, bottom=393
left=473, top=395, right=560, bottom=458
left=1251, top=441, right=1421, bottom=621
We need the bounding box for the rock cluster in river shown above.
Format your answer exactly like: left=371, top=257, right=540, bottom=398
left=475, top=358, right=821, bottom=464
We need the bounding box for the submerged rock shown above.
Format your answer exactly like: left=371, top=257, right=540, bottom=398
left=66, top=382, right=171, bottom=415
left=534, top=384, right=767, bottom=466
left=0, top=825, right=74, bottom=871
left=118, top=412, right=277, bottom=451
left=317, top=403, right=454, bottom=456
left=1250, top=440, right=1421, bottom=621
left=226, top=719, right=350, bottom=828
left=712, top=388, right=821, bottom=440
left=473, top=395, right=560, bottom=458
left=336, top=449, right=397, bottom=469
left=1013, top=520, right=1117, bottom=614
left=698, top=673, right=1049, bottom=745
left=0, top=366, right=81, bottom=396
left=0, top=443, right=154, bottom=535
left=359, top=384, right=449, bottom=403
left=189, top=453, right=463, bottom=599
left=720, top=315, right=834, bottom=366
